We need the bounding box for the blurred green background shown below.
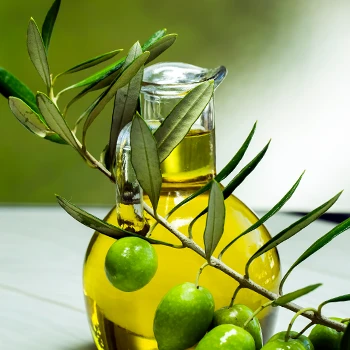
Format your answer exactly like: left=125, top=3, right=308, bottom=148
left=1, top=0, right=349, bottom=210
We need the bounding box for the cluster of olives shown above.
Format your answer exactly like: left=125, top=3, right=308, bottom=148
left=105, top=237, right=347, bottom=349
left=153, top=282, right=346, bottom=350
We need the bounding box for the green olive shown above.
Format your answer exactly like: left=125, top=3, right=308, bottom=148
left=308, top=317, right=345, bottom=350
left=153, top=282, right=215, bottom=350
left=268, top=331, right=314, bottom=350
left=196, top=324, right=256, bottom=350
left=262, top=339, right=307, bottom=349
left=104, top=237, right=158, bottom=292
left=212, top=304, right=263, bottom=349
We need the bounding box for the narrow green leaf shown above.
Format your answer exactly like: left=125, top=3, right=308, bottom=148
left=0, top=67, right=39, bottom=113
left=222, top=140, right=270, bottom=198
left=106, top=42, right=144, bottom=170
left=203, top=180, right=226, bottom=261
left=130, top=113, right=162, bottom=212
left=219, top=171, right=305, bottom=259
left=27, top=18, right=51, bottom=87
left=280, top=215, right=350, bottom=291
left=341, top=324, right=350, bottom=350
left=57, top=49, right=123, bottom=76
left=8, top=97, right=67, bottom=144
left=44, top=132, right=69, bottom=144
left=245, top=191, right=342, bottom=277
left=67, top=29, right=170, bottom=109
left=154, top=80, right=214, bottom=163
left=82, top=51, right=150, bottom=145
left=59, top=62, right=122, bottom=116
left=188, top=140, right=270, bottom=238
left=143, top=34, right=177, bottom=64
left=56, top=195, right=175, bottom=247
left=165, top=122, right=257, bottom=219
left=216, top=122, right=257, bottom=182
left=273, top=284, right=322, bottom=306
left=42, top=0, right=61, bottom=51
left=141, top=28, right=167, bottom=50
left=9, top=96, right=48, bottom=137
left=58, top=59, right=124, bottom=100
left=60, top=31, right=176, bottom=98
left=319, top=294, right=350, bottom=314
left=37, top=92, right=78, bottom=147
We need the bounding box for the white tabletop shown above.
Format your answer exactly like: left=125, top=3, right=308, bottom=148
left=1, top=207, right=349, bottom=349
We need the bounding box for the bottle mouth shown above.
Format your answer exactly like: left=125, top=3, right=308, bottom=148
left=141, top=62, right=227, bottom=97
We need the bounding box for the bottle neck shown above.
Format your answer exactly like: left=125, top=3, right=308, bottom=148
left=160, top=128, right=216, bottom=187
left=141, top=95, right=216, bottom=187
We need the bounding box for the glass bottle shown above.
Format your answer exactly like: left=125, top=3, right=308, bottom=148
left=83, top=63, right=281, bottom=350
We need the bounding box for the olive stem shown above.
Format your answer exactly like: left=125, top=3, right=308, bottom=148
left=142, top=202, right=347, bottom=333
left=229, top=285, right=243, bottom=308
left=195, top=262, right=209, bottom=289
left=317, top=301, right=326, bottom=315
left=285, top=308, right=317, bottom=342
left=243, top=301, right=273, bottom=329
left=293, top=321, right=314, bottom=338
left=70, top=134, right=115, bottom=182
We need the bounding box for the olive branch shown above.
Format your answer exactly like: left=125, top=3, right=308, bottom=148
left=1, top=0, right=350, bottom=344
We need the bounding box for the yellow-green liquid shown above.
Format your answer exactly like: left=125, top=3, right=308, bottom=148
left=83, top=131, right=281, bottom=350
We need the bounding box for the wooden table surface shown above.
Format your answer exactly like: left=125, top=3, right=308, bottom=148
left=1, top=207, right=349, bottom=349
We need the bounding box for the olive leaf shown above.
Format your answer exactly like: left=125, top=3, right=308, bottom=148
left=82, top=51, right=150, bottom=146
left=130, top=113, right=162, bottom=212
left=58, top=29, right=173, bottom=98
left=141, top=28, right=167, bottom=50
left=280, top=215, right=350, bottom=293
left=143, top=34, right=177, bottom=64
left=219, top=171, right=305, bottom=259
left=0, top=67, right=39, bottom=113
left=9, top=96, right=48, bottom=137
left=154, top=80, right=214, bottom=163
left=222, top=140, right=270, bottom=198
left=27, top=18, right=51, bottom=87
left=42, top=0, right=61, bottom=51
left=216, top=122, right=257, bottom=183
left=36, top=92, right=79, bottom=148
left=341, top=324, right=350, bottom=350
left=106, top=42, right=144, bottom=170
left=203, top=180, right=226, bottom=261
left=56, top=49, right=123, bottom=77
left=59, top=58, right=125, bottom=105
left=245, top=191, right=342, bottom=278
left=165, top=122, right=257, bottom=219
left=56, top=195, right=176, bottom=247
left=188, top=140, right=270, bottom=238
left=318, top=294, right=350, bottom=314
left=8, top=97, right=67, bottom=144
left=273, top=284, right=322, bottom=306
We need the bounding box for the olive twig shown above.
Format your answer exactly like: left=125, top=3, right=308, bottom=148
left=195, top=262, right=209, bottom=289
left=243, top=301, right=273, bottom=329
left=285, top=308, right=317, bottom=342
left=293, top=321, right=314, bottom=338
left=229, top=285, right=243, bottom=307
